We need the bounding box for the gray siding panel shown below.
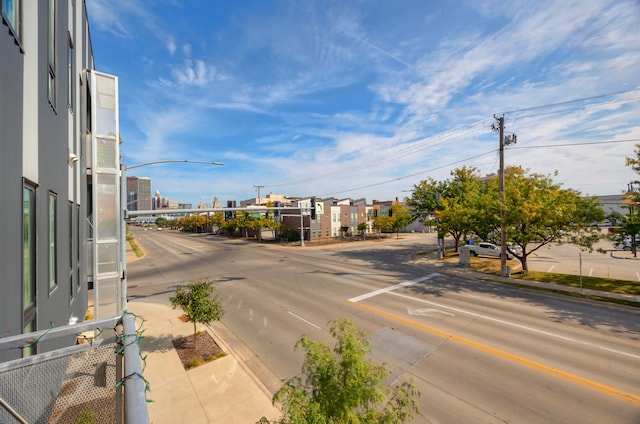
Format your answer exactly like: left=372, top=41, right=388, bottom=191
left=1, top=2, right=95, bottom=360
left=1, top=12, right=27, bottom=359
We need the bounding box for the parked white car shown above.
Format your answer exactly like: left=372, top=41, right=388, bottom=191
left=468, top=242, right=514, bottom=259
left=614, top=238, right=633, bottom=251
left=507, top=242, right=523, bottom=256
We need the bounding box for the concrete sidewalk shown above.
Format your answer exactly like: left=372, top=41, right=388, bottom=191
left=127, top=301, right=280, bottom=424
left=125, top=242, right=279, bottom=423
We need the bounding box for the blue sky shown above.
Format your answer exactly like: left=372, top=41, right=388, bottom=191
left=87, top=0, right=640, bottom=207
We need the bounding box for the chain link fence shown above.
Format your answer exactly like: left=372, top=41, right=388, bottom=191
left=0, top=314, right=148, bottom=424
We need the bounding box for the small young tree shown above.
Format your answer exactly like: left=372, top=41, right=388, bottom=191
left=259, top=319, right=421, bottom=423
left=389, top=203, right=413, bottom=239
left=169, top=279, right=224, bottom=349
left=357, top=222, right=368, bottom=239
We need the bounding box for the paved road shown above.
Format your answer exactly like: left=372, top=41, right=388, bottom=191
left=127, top=228, right=640, bottom=423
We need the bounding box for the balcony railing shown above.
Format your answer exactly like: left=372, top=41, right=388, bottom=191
left=0, top=313, right=149, bottom=423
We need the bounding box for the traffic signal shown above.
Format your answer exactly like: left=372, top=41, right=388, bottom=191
left=388, top=208, right=393, bottom=217
left=310, top=197, right=317, bottom=220
left=373, top=209, right=378, bottom=217
left=273, top=201, right=281, bottom=219
left=226, top=200, right=236, bottom=219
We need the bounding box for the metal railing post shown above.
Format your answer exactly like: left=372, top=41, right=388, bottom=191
left=121, top=313, right=149, bottom=423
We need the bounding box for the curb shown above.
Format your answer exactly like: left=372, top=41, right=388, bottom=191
left=207, top=322, right=281, bottom=403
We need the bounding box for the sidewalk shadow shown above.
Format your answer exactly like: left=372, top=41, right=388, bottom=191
left=139, top=333, right=177, bottom=354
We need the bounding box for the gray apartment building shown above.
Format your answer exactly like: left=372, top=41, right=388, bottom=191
left=1, top=1, right=120, bottom=361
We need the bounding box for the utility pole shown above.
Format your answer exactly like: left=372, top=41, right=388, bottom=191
left=493, top=115, right=516, bottom=277
left=254, top=185, right=264, bottom=206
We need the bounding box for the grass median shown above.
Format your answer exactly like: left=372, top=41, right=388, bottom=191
left=126, top=229, right=144, bottom=258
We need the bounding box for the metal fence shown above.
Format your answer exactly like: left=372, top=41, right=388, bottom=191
left=0, top=313, right=148, bottom=424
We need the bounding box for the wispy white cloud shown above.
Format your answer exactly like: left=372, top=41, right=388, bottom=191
left=89, top=0, right=640, bottom=205
left=170, top=59, right=220, bottom=86
left=166, top=37, right=177, bottom=56
left=86, top=0, right=150, bottom=39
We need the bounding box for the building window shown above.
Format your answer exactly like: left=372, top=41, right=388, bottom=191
left=23, top=184, right=36, bottom=313
left=49, top=192, right=58, bottom=291
left=69, top=202, right=74, bottom=299
left=67, top=31, right=74, bottom=111
left=48, top=0, right=57, bottom=108
left=77, top=204, right=81, bottom=291
left=2, top=0, right=22, bottom=44
left=23, top=183, right=37, bottom=352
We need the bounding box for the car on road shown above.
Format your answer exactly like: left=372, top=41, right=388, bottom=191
left=468, top=242, right=514, bottom=259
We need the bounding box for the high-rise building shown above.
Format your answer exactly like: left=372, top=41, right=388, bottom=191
left=127, top=176, right=152, bottom=211
left=127, top=176, right=139, bottom=211
left=138, top=177, right=152, bottom=211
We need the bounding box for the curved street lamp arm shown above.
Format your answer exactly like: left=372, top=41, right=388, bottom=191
left=126, top=160, right=224, bottom=170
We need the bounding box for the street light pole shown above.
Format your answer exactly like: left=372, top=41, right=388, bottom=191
left=300, top=208, right=305, bottom=247
left=119, top=159, right=224, bottom=312
left=254, top=185, right=264, bottom=206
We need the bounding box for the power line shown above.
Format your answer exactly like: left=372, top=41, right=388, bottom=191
left=507, top=96, right=640, bottom=124
left=509, top=138, right=640, bottom=150
left=265, top=118, right=491, bottom=189
left=265, top=88, right=640, bottom=193
left=501, top=87, right=640, bottom=115
left=316, top=150, right=497, bottom=197
left=311, top=136, right=637, bottom=197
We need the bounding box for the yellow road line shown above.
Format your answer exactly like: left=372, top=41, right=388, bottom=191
left=348, top=301, right=640, bottom=406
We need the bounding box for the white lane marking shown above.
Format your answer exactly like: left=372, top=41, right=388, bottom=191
left=460, top=294, right=504, bottom=303
left=407, top=307, right=454, bottom=317
left=390, top=291, right=640, bottom=360
left=348, top=273, right=440, bottom=303
left=164, top=238, right=204, bottom=251
left=288, top=311, right=321, bottom=329
left=589, top=268, right=594, bottom=277
left=547, top=265, right=557, bottom=272
left=637, top=272, right=640, bottom=282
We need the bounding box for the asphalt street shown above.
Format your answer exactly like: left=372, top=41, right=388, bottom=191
left=127, top=228, right=640, bottom=423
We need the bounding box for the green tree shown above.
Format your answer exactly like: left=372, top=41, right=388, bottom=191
left=208, top=211, right=225, bottom=232
left=372, top=213, right=393, bottom=235
left=155, top=217, right=167, bottom=228
left=262, top=215, right=283, bottom=238
left=357, top=222, right=368, bottom=239
left=620, top=144, right=640, bottom=256
left=220, top=215, right=238, bottom=234
left=407, top=167, right=480, bottom=253
left=389, top=203, right=413, bottom=239
left=472, top=167, right=604, bottom=272
left=260, top=319, right=420, bottom=424
left=439, top=167, right=483, bottom=251
left=625, top=143, right=640, bottom=183
left=235, top=211, right=253, bottom=238
left=169, top=279, right=224, bottom=348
